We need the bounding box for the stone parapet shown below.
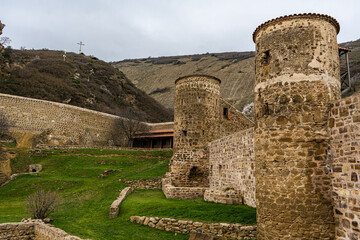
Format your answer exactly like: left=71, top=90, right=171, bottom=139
left=0, top=220, right=89, bottom=240
left=130, top=216, right=256, bottom=240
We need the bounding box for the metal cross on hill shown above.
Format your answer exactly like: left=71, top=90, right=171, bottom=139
left=77, top=41, right=85, bottom=53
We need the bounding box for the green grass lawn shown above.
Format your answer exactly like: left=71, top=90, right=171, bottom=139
left=0, top=148, right=256, bottom=240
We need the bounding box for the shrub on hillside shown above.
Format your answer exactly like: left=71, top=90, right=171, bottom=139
left=26, top=189, right=60, bottom=220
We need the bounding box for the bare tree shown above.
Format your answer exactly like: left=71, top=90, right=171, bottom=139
left=26, top=189, right=60, bottom=219
left=0, top=36, right=11, bottom=47
left=115, top=110, right=148, bottom=147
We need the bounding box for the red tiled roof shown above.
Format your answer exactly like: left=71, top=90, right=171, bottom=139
left=339, top=46, right=351, bottom=52
left=134, top=133, right=173, bottom=138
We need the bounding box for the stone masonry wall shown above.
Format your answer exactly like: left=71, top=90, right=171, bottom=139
left=204, top=128, right=255, bottom=207
left=0, top=222, right=35, bottom=239
left=253, top=14, right=340, bottom=239
left=0, top=221, right=88, bottom=240
left=330, top=93, right=360, bottom=240
left=0, top=93, right=128, bottom=147
left=130, top=216, right=256, bottom=240
left=219, top=98, right=254, bottom=137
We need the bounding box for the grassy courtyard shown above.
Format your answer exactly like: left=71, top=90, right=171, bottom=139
left=0, top=147, right=256, bottom=240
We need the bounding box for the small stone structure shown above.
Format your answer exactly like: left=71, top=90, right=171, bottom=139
left=29, top=164, right=42, bottom=173
left=0, top=219, right=89, bottom=240
left=119, top=177, right=162, bottom=189
left=109, top=187, right=132, bottom=218
left=130, top=216, right=256, bottom=240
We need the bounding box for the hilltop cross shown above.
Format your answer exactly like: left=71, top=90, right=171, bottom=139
left=77, top=41, right=85, bottom=53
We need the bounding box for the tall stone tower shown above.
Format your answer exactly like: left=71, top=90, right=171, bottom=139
left=253, top=14, right=340, bottom=239
left=163, top=75, right=221, bottom=199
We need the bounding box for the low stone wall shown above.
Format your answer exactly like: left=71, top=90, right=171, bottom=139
left=330, top=93, right=360, bottom=240
left=204, top=128, right=256, bottom=207
left=0, top=220, right=88, bottom=240
left=0, top=93, right=172, bottom=148
left=0, top=222, right=35, bottom=239
left=130, top=216, right=256, bottom=240
left=119, top=177, right=162, bottom=189
left=162, top=174, right=206, bottom=199
left=0, top=173, right=19, bottom=187
left=109, top=187, right=132, bottom=218
left=0, top=93, right=128, bottom=147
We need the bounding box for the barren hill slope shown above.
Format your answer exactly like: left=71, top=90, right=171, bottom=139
left=113, top=39, right=360, bottom=111
left=113, top=52, right=255, bottom=111
left=0, top=49, right=172, bottom=122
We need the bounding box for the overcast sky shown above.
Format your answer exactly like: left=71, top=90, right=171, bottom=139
left=1, top=0, right=359, bottom=62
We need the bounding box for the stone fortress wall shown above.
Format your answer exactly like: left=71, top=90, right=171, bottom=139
left=164, top=13, right=359, bottom=240
left=330, top=94, right=360, bottom=240
left=204, top=128, right=255, bottom=208
left=0, top=93, right=172, bottom=148
left=0, top=93, right=126, bottom=147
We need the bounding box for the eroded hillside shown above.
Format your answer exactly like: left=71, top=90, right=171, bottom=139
left=114, top=39, right=360, bottom=111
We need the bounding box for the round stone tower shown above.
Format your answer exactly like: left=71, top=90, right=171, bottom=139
left=253, top=14, right=340, bottom=239
left=170, top=74, right=221, bottom=188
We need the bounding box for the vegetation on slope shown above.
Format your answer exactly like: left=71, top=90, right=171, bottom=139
left=113, top=52, right=255, bottom=111
left=0, top=49, right=172, bottom=123
left=114, top=39, right=360, bottom=111
left=0, top=147, right=256, bottom=240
